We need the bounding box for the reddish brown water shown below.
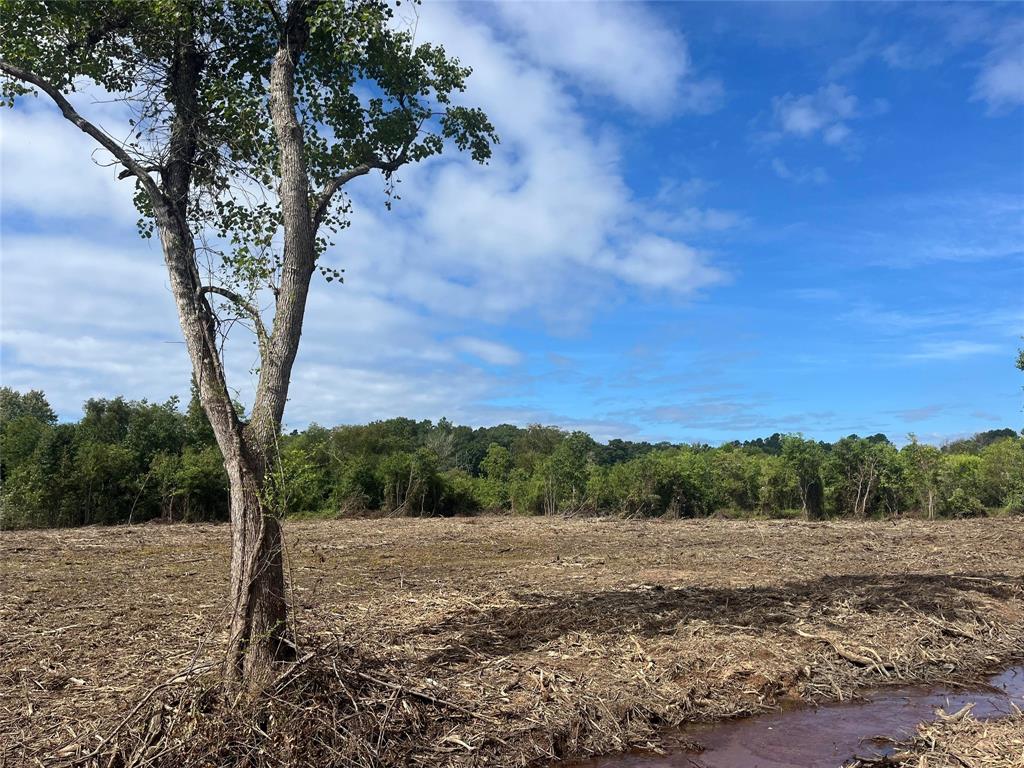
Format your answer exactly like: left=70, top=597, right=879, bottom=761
left=574, top=666, right=1024, bottom=768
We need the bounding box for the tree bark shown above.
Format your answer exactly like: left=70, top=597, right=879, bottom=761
left=223, top=451, right=292, bottom=692
left=250, top=40, right=318, bottom=444
left=210, top=29, right=325, bottom=695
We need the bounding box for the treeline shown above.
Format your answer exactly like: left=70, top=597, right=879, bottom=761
left=1, top=387, right=1021, bottom=529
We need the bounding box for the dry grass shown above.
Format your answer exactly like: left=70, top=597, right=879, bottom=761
left=851, top=709, right=1024, bottom=767
left=1, top=517, right=1023, bottom=767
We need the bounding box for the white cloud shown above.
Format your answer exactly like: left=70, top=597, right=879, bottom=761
left=827, top=28, right=948, bottom=81
left=646, top=206, right=746, bottom=234
left=677, top=78, right=726, bottom=116
left=887, top=404, right=945, bottom=423
left=490, top=2, right=722, bottom=116
left=286, top=362, right=494, bottom=428
left=338, top=3, right=731, bottom=321
left=838, top=192, right=1024, bottom=267
left=823, top=122, right=852, bottom=146
left=640, top=178, right=746, bottom=233
left=973, top=22, right=1024, bottom=111
left=772, top=83, right=858, bottom=143
left=771, top=157, right=828, bottom=185
left=0, top=245, right=191, bottom=415
left=0, top=105, right=137, bottom=223
left=454, top=336, right=523, bottom=366
left=594, top=235, right=725, bottom=291
left=823, top=8, right=1023, bottom=115
left=0, top=234, right=170, bottom=331
left=907, top=341, right=1002, bottom=361
left=975, top=56, right=1024, bottom=109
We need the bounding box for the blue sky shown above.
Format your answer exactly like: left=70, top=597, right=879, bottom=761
left=1, top=1, right=1022, bottom=445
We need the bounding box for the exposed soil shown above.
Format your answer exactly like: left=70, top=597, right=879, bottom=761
left=1, top=517, right=1023, bottom=767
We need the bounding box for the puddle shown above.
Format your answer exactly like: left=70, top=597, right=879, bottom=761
left=574, top=666, right=1024, bottom=768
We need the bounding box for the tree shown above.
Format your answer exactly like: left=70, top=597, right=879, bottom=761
left=826, top=435, right=890, bottom=518
left=781, top=435, right=825, bottom=518
left=478, top=443, right=512, bottom=508
left=977, top=437, right=1024, bottom=511
left=937, top=453, right=985, bottom=517
left=711, top=446, right=763, bottom=512
left=538, top=431, right=595, bottom=514
left=901, top=436, right=941, bottom=519
left=0, top=387, right=57, bottom=425
left=1, top=0, right=495, bottom=692
left=0, top=389, right=56, bottom=482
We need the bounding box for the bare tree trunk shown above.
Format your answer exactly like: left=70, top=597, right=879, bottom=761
left=223, top=453, right=292, bottom=692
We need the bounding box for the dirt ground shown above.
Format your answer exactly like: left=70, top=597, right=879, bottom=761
left=2, top=517, right=1023, bottom=767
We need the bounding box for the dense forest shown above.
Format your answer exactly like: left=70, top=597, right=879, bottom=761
left=1, top=386, right=1021, bottom=529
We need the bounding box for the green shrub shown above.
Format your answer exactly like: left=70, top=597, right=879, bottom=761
left=942, top=488, right=986, bottom=519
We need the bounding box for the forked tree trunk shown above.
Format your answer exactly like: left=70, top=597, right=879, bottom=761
left=148, top=31, right=319, bottom=696
left=157, top=218, right=295, bottom=694
left=153, top=34, right=309, bottom=694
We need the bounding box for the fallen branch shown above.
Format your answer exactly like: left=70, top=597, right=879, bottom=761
left=65, top=661, right=216, bottom=765
left=348, top=668, right=501, bottom=725
left=794, top=628, right=895, bottom=671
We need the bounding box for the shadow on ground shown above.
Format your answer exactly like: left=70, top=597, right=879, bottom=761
left=421, top=573, right=1022, bottom=662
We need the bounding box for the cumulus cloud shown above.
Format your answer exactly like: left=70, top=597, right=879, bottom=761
left=594, top=236, right=725, bottom=292
left=337, top=3, right=732, bottom=321
left=0, top=234, right=191, bottom=415
left=0, top=105, right=137, bottom=223
left=489, top=2, right=723, bottom=115
left=772, top=83, right=859, bottom=143
left=454, top=337, right=523, bottom=367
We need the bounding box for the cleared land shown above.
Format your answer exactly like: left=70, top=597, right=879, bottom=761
left=2, top=517, right=1023, bottom=767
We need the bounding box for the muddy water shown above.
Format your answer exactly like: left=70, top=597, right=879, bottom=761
left=575, top=666, right=1024, bottom=768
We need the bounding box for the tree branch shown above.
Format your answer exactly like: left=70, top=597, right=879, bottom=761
left=310, top=163, right=371, bottom=229
left=118, top=164, right=164, bottom=180
left=198, top=285, right=270, bottom=357
left=261, top=0, right=285, bottom=30
left=0, top=60, right=163, bottom=202
left=310, top=154, right=405, bottom=230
